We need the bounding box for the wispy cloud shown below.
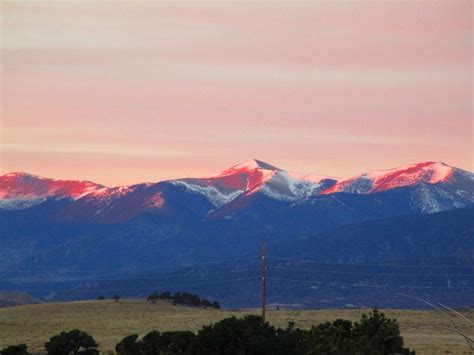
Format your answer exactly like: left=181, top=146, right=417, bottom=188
left=1, top=1, right=472, bottom=184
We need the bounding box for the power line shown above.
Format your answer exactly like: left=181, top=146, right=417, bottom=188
left=3, top=255, right=470, bottom=277
left=267, top=257, right=474, bottom=268
left=267, top=277, right=323, bottom=285
left=270, top=266, right=474, bottom=278
left=5, top=252, right=473, bottom=299
left=19, top=277, right=260, bottom=294
left=0, top=256, right=260, bottom=275
left=353, top=284, right=474, bottom=290
left=267, top=277, right=474, bottom=290
left=5, top=268, right=261, bottom=283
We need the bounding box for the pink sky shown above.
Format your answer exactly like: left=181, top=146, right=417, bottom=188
left=1, top=1, right=472, bottom=186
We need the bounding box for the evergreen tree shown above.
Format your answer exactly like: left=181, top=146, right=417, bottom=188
left=0, top=344, right=29, bottom=355
left=45, top=329, right=98, bottom=355
left=115, top=335, right=141, bottom=355
left=147, top=292, right=159, bottom=303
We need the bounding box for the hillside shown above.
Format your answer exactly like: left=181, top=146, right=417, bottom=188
left=3, top=206, right=471, bottom=309
left=0, top=291, right=39, bottom=307
left=0, top=300, right=472, bottom=354
left=274, top=205, right=474, bottom=264
left=0, top=163, right=472, bottom=272
left=0, top=161, right=473, bottom=307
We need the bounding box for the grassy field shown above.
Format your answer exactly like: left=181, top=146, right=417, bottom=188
left=0, top=300, right=473, bottom=354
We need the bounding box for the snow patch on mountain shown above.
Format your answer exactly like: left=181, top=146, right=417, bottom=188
left=171, top=181, right=244, bottom=207
left=245, top=171, right=337, bottom=201
left=0, top=197, right=47, bottom=210
left=210, top=159, right=281, bottom=178
left=322, top=162, right=455, bottom=195
left=411, top=185, right=467, bottom=214
left=145, top=192, right=165, bottom=208
left=258, top=184, right=295, bottom=201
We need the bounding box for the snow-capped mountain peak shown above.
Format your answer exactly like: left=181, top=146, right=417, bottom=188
left=0, top=172, right=105, bottom=209
left=211, top=159, right=281, bottom=178
left=171, top=160, right=280, bottom=208
left=321, top=161, right=455, bottom=194
left=2, top=171, right=46, bottom=179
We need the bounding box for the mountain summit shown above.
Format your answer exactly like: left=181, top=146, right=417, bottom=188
left=0, top=172, right=104, bottom=210
left=321, top=161, right=455, bottom=194
left=217, top=159, right=282, bottom=175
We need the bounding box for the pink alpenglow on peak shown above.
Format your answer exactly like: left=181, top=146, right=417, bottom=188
left=321, top=162, right=454, bottom=195
left=190, top=159, right=281, bottom=193
left=215, top=159, right=282, bottom=176
left=0, top=171, right=104, bottom=200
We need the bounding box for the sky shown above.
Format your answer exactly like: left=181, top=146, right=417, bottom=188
left=1, top=1, right=472, bottom=186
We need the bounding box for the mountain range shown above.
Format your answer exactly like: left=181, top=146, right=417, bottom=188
left=1, top=160, right=473, bottom=307
left=2, top=159, right=473, bottom=221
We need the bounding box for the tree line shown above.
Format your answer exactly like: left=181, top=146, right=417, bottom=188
left=1, top=309, right=414, bottom=355
left=95, top=291, right=220, bottom=309
left=146, top=291, right=220, bottom=309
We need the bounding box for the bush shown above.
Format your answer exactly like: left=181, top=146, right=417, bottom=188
left=114, top=309, right=413, bottom=355
left=115, top=335, right=141, bottom=355
left=142, top=331, right=195, bottom=354
left=147, top=292, right=159, bottom=303
left=352, top=309, right=411, bottom=354
left=159, top=291, right=172, bottom=300
left=96, top=296, right=105, bottom=300
left=302, top=309, right=413, bottom=355
left=116, top=331, right=195, bottom=355
left=276, top=322, right=307, bottom=355
left=304, top=319, right=354, bottom=354
left=44, top=329, right=99, bottom=355
left=193, top=315, right=284, bottom=355
left=112, top=295, right=120, bottom=302
left=0, top=344, right=29, bottom=355
left=146, top=291, right=220, bottom=308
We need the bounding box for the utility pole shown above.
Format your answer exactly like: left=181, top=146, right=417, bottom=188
left=261, top=239, right=267, bottom=323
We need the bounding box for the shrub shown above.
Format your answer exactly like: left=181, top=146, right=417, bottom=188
left=352, top=309, right=411, bottom=354
left=193, top=315, right=283, bottom=355
left=112, top=295, right=120, bottom=302
left=304, top=319, right=354, bottom=354
left=147, top=292, right=159, bottom=303
left=0, top=344, right=29, bottom=355
left=44, top=329, right=99, bottom=355
left=115, top=334, right=141, bottom=355
left=159, top=291, right=172, bottom=300
left=114, top=309, right=413, bottom=355
left=303, top=309, right=414, bottom=355
left=146, top=291, right=220, bottom=308
left=142, top=331, right=195, bottom=354
left=116, top=331, right=195, bottom=355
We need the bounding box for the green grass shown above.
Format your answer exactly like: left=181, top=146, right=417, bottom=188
left=0, top=300, right=473, bottom=354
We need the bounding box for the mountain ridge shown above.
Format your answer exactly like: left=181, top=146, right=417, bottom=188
left=1, top=159, right=462, bottom=191
left=1, top=160, right=472, bottom=223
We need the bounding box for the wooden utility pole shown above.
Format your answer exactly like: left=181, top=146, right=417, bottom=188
left=261, top=239, right=267, bottom=322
